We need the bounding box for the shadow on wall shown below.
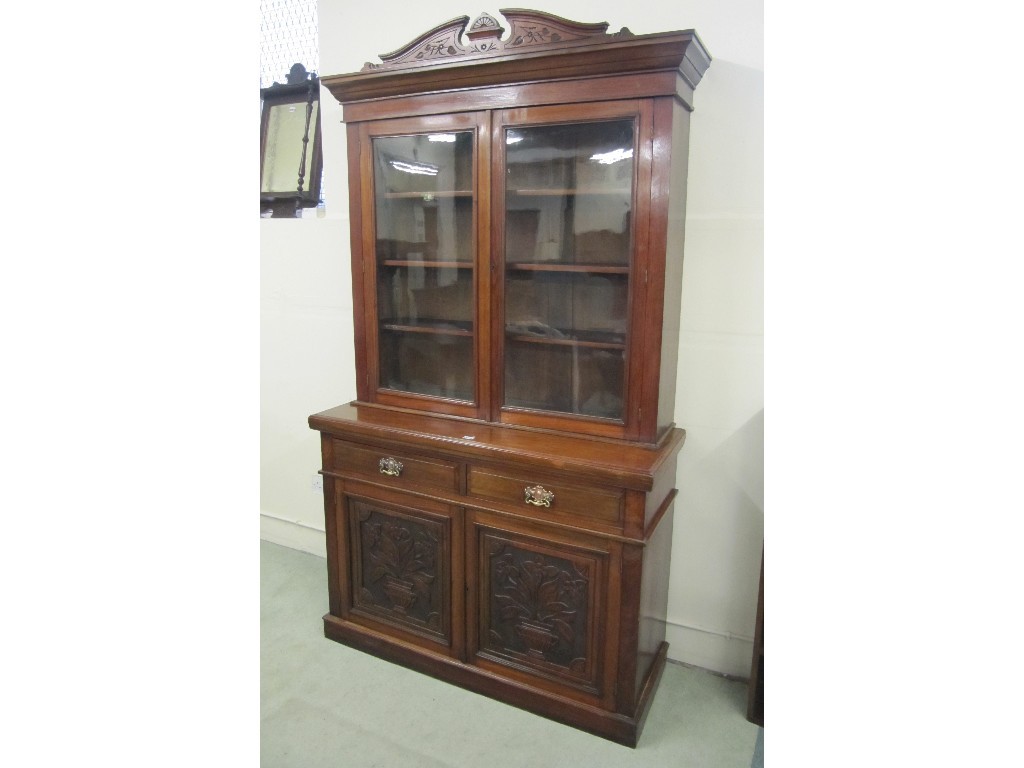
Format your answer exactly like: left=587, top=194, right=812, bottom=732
left=705, top=407, right=763, bottom=633
left=669, top=407, right=764, bottom=674
left=718, top=408, right=764, bottom=517
left=686, top=58, right=764, bottom=218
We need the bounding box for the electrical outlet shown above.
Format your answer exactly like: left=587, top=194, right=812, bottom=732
left=311, top=474, right=323, bottom=493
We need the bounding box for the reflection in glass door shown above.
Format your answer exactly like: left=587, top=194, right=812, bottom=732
left=502, top=119, right=635, bottom=420
left=373, top=131, right=475, bottom=401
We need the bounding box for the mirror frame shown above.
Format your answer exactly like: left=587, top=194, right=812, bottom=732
left=260, top=63, right=323, bottom=217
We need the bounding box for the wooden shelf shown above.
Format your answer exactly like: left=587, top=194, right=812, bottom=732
left=381, top=259, right=473, bottom=269
left=384, top=190, right=473, bottom=199
left=507, top=262, right=629, bottom=275
left=511, top=187, right=630, bottom=197
left=380, top=320, right=473, bottom=337
left=506, top=328, right=625, bottom=350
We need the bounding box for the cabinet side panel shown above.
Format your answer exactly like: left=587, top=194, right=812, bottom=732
left=636, top=505, right=674, bottom=698
left=321, top=435, right=343, bottom=616
left=656, top=100, right=691, bottom=437
left=645, top=449, right=679, bottom=531
left=615, top=541, right=643, bottom=715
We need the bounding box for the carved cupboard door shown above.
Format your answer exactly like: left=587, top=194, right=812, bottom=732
left=465, top=511, right=617, bottom=704
left=335, top=481, right=463, bottom=657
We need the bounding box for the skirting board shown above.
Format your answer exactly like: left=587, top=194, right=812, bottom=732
left=260, top=511, right=326, bottom=558
left=663, top=621, right=754, bottom=679
left=261, top=518, right=753, bottom=678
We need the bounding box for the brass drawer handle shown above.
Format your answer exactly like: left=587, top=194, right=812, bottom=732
left=524, top=484, right=554, bottom=508
left=379, top=457, right=404, bottom=477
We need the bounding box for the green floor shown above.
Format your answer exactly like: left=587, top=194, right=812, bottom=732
left=261, top=539, right=762, bottom=767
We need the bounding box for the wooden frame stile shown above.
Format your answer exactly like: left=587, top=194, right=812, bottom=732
left=625, top=98, right=657, bottom=443
left=347, top=121, right=370, bottom=403
left=357, top=123, right=378, bottom=404
left=475, top=109, right=495, bottom=422
left=485, top=106, right=507, bottom=425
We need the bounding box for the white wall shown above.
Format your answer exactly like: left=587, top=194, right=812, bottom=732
left=261, top=0, right=763, bottom=677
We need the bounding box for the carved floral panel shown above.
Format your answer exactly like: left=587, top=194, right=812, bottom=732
left=350, top=500, right=448, bottom=642
left=481, top=535, right=599, bottom=686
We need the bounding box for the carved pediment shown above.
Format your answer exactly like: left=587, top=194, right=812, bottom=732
left=323, top=8, right=710, bottom=107
left=361, top=8, right=633, bottom=71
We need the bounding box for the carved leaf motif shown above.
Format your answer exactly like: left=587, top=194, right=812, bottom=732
left=415, top=37, right=462, bottom=61
left=552, top=618, right=575, bottom=645
left=495, top=593, right=527, bottom=619
left=537, top=579, right=559, bottom=609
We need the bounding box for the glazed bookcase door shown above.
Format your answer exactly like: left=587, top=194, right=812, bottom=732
left=357, top=113, right=490, bottom=419
left=493, top=101, right=652, bottom=439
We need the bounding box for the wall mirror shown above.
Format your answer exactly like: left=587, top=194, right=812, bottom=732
left=260, top=63, right=323, bottom=217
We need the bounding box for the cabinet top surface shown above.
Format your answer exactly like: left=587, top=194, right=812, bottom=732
left=309, top=403, right=684, bottom=489
left=321, top=8, right=710, bottom=105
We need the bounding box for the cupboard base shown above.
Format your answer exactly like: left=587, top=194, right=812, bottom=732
left=323, top=613, right=668, bottom=748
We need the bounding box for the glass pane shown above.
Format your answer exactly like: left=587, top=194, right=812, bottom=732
left=373, top=131, right=475, bottom=401
left=503, top=119, right=634, bottom=420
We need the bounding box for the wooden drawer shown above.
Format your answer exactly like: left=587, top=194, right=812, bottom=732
left=332, top=439, right=459, bottom=492
left=468, top=466, right=624, bottom=528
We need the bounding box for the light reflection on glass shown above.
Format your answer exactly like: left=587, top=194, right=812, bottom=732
left=388, top=160, right=439, bottom=176
left=589, top=147, right=633, bottom=165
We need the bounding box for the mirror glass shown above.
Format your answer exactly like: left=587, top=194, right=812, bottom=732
left=261, top=101, right=319, bottom=194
